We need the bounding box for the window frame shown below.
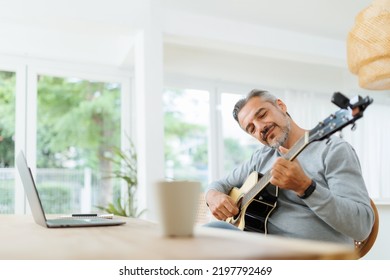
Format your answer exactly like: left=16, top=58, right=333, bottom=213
left=1, top=55, right=132, bottom=214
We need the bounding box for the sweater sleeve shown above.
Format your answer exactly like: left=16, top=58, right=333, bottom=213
left=303, top=140, right=375, bottom=241
left=206, top=150, right=261, bottom=195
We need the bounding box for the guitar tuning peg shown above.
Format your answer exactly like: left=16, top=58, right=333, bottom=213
left=351, top=123, right=357, bottom=131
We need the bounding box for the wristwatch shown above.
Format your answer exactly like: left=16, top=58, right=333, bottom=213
left=298, top=180, right=316, bottom=199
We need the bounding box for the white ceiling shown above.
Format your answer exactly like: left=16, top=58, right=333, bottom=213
left=0, top=0, right=373, bottom=68
left=162, top=0, right=372, bottom=41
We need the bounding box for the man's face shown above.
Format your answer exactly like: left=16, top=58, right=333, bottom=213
left=237, top=97, right=291, bottom=148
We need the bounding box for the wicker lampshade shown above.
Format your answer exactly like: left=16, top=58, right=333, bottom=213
left=347, top=0, right=390, bottom=90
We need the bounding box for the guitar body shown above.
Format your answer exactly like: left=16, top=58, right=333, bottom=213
left=226, top=171, right=278, bottom=234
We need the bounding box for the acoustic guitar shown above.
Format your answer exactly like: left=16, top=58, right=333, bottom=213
left=226, top=92, right=373, bottom=234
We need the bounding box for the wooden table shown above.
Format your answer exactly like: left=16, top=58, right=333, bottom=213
left=0, top=215, right=357, bottom=260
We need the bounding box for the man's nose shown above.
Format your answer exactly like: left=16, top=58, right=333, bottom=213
left=253, top=119, right=265, bottom=133
left=252, top=120, right=266, bottom=137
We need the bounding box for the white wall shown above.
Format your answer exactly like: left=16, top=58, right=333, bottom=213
left=164, top=44, right=347, bottom=93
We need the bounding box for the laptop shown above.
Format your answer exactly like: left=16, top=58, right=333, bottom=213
left=16, top=151, right=125, bottom=228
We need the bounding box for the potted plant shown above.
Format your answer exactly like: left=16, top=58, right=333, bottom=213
left=98, top=140, right=146, bottom=218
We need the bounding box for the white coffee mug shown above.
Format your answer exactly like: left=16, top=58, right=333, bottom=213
left=154, top=180, right=201, bottom=237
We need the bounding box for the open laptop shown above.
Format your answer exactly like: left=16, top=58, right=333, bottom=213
left=16, top=151, right=125, bottom=228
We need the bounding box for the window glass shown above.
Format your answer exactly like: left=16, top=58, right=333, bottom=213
left=0, top=70, right=16, bottom=213
left=163, top=88, right=209, bottom=190
left=221, top=92, right=258, bottom=175
left=36, top=75, right=121, bottom=214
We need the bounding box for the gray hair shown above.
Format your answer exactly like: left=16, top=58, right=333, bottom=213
left=232, top=89, right=277, bottom=123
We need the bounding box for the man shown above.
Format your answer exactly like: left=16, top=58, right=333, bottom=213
left=205, top=89, right=374, bottom=244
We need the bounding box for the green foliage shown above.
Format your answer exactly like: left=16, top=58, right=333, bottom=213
left=97, top=141, right=146, bottom=218
left=0, top=182, right=14, bottom=213
left=192, top=141, right=208, bottom=164
left=37, top=183, right=72, bottom=214
left=162, top=88, right=210, bottom=187
left=164, top=112, right=205, bottom=139
left=164, top=112, right=208, bottom=166
left=0, top=71, right=16, bottom=167
left=223, top=138, right=257, bottom=171
left=36, top=75, right=121, bottom=209
left=100, top=197, right=129, bottom=217
left=37, top=76, right=121, bottom=169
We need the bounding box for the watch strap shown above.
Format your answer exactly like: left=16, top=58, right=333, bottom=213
left=298, top=180, right=316, bottom=199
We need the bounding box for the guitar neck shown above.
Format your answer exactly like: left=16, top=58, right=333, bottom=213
left=241, top=132, right=310, bottom=206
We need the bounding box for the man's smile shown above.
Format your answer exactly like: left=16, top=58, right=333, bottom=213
left=261, top=124, right=276, bottom=142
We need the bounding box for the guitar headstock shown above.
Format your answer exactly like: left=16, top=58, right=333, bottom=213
left=309, top=92, right=373, bottom=143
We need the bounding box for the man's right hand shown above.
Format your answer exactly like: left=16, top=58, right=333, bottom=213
left=205, top=189, right=239, bottom=220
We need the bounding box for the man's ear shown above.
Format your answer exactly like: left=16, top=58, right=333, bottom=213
left=276, top=99, right=287, bottom=113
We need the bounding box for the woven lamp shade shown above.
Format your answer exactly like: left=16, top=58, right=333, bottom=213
left=347, top=0, right=390, bottom=90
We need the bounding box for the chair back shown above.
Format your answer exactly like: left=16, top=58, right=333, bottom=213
left=354, top=199, right=379, bottom=258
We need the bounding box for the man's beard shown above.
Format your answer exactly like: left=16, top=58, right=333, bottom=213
left=268, top=118, right=291, bottom=149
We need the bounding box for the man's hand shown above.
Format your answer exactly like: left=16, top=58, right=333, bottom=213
left=205, top=189, right=239, bottom=220
left=270, top=146, right=312, bottom=196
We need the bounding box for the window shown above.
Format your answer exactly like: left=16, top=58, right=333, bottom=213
left=0, top=70, right=16, bottom=213
left=36, top=75, right=121, bottom=214
left=220, top=92, right=258, bottom=175
left=163, top=88, right=209, bottom=190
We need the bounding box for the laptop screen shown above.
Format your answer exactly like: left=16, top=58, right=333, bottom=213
left=16, top=151, right=48, bottom=227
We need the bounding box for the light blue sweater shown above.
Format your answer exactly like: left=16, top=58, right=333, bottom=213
left=207, top=135, right=375, bottom=245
